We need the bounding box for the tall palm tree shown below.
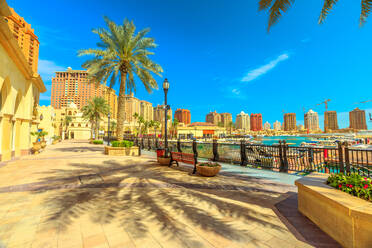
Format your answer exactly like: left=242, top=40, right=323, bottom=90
left=78, top=17, right=163, bottom=141
left=153, top=121, right=161, bottom=138
left=171, top=119, right=179, bottom=139
left=259, top=0, right=372, bottom=31
left=110, top=121, right=117, bottom=135
left=63, top=116, right=72, bottom=139
left=82, top=97, right=110, bottom=139
left=138, top=116, right=145, bottom=137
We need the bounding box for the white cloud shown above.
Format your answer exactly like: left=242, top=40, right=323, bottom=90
left=232, top=88, right=240, bottom=95
left=241, top=53, right=290, bottom=82
left=38, top=59, right=65, bottom=81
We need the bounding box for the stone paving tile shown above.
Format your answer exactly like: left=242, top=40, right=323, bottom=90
left=0, top=140, right=341, bottom=248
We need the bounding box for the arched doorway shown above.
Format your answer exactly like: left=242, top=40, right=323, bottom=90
left=0, top=77, right=12, bottom=161
left=70, top=132, right=74, bottom=139
left=13, top=91, right=22, bottom=157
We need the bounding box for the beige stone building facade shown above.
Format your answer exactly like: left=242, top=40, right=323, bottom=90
left=236, top=111, right=250, bottom=131
left=177, top=122, right=227, bottom=139
left=206, top=111, right=221, bottom=125
left=0, top=2, right=46, bottom=161
left=304, top=109, right=320, bottom=132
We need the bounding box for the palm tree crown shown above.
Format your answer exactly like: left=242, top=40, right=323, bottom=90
left=259, top=0, right=371, bottom=31
left=82, top=97, right=109, bottom=139
left=78, top=17, right=163, bottom=140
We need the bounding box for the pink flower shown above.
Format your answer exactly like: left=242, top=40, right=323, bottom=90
left=364, top=177, right=367, bottom=180
left=339, top=184, right=342, bottom=188
left=364, top=184, right=369, bottom=189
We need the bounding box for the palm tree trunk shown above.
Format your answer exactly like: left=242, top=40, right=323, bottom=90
left=95, top=114, right=99, bottom=139
left=116, top=72, right=127, bottom=141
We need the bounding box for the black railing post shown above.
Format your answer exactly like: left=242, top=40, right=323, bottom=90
left=192, top=140, right=198, bottom=174
left=141, top=138, right=144, bottom=150
left=177, top=138, right=182, bottom=152
left=213, top=139, right=219, bottom=161
left=338, top=142, right=344, bottom=173
left=279, top=140, right=288, bottom=172
left=279, top=140, right=284, bottom=172
left=240, top=140, right=247, bottom=166
left=344, top=142, right=350, bottom=174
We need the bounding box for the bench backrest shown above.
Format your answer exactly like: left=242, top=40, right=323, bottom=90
left=171, top=152, right=195, bottom=165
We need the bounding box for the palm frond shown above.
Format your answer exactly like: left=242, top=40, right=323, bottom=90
left=318, top=0, right=339, bottom=24
left=267, top=0, right=294, bottom=31
left=259, top=0, right=274, bottom=10
left=360, top=0, right=372, bottom=26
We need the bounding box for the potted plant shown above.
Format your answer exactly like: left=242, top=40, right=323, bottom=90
left=52, top=135, right=59, bottom=145
left=30, top=131, right=42, bottom=154
left=158, top=155, right=171, bottom=165
left=39, top=131, right=48, bottom=148
left=196, top=162, right=221, bottom=177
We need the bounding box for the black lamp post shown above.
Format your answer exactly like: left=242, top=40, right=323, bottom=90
left=163, top=78, right=170, bottom=157
left=107, top=113, right=111, bottom=146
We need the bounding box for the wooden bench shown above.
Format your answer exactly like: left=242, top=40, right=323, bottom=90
left=169, top=151, right=198, bottom=174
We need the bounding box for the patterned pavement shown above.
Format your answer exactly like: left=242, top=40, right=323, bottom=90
left=0, top=140, right=340, bottom=248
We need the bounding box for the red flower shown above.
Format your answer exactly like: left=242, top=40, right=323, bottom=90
left=349, top=185, right=353, bottom=188
left=346, top=184, right=349, bottom=187
left=339, top=184, right=342, bottom=188
left=364, top=184, right=369, bottom=189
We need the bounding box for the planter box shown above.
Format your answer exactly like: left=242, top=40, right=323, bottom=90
left=104, top=146, right=139, bottom=156
left=295, top=173, right=372, bottom=248
left=196, top=164, right=221, bottom=177
left=158, top=157, right=171, bottom=165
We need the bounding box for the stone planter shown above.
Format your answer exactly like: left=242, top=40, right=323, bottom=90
left=32, top=142, right=41, bottom=154
left=295, top=173, right=372, bottom=248
left=158, top=157, right=171, bottom=165
left=104, top=146, right=139, bottom=156
left=40, top=140, right=46, bottom=148
left=52, top=140, right=58, bottom=145
left=196, top=163, right=221, bottom=177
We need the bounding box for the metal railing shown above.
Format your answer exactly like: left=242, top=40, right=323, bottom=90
left=126, top=136, right=372, bottom=178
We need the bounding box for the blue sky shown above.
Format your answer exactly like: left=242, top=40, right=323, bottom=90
left=8, top=0, right=372, bottom=129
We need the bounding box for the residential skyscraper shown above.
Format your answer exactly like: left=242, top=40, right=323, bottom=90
left=304, top=109, right=319, bottom=132
left=236, top=111, right=250, bottom=131
left=250, top=113, right=262, bottom=131
left=273, top=121, right=281, bottom=131
left=284, top=113, right=296, bottom=131
left=5, top=7, right=39, bottom=73
left=51, top=68, right=118, bottom=118
left=140, top=100, right=154, bottom=122
left=220, top=113, right=232, bottom=127
left=324, top=111, right=339, bottom=132
left=206, top=111, right=221, bottom=125
left=263, top=121, right=271, bottom=130
left=154, top=105, right=172, bottom=135
left=174, top=109, right=191, bottom=125
left=349, top=108, right=367, bottom=130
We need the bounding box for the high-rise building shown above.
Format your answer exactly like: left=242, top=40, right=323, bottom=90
left=236, top=111, right=250, bottom=131
left=206, top=111, right=221, bottom=125
left=174, top=109, right=191, bottom=125
left=263, top=121, right=271, bottom=130
left=104, top=87, right=118, bottom=119
left=324, top=111, right=339, bottom=132
left=250, top=113, right=263, bottom=131
left=154, top=105, right=172, bottom=135
left=51, top=68, right=118, bottom=117
left=140, top=100, right=153, bottom=122
left=220, top=113, right=232, bottom=127
left=349, top=108, right=367, bottom=130
left=304, top=109, right=319, bottom=132
left=273, top=120, right=281, bottom=131
left=284, top=113, right=296, bottom=131
left=5, top=7, right=39, bottom=73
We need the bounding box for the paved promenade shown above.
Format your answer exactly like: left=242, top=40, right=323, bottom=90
left=0, top=140, right=339, bottom=248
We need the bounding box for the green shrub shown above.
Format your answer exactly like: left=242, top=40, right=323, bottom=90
left=327, top=173, right=372, bottom=202
left=92, top=140, right=103, bottom=145
left=111, top=140, right=133, bottom=148
left=198, top=162, right=221, bottom=167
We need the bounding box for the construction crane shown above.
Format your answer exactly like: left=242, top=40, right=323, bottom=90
left=354, top=100, right=372, bottom=121
left=317, top=99, right=331, bottom=112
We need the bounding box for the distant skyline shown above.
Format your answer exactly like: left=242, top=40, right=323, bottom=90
left=8, top=0, right=372, bottom=129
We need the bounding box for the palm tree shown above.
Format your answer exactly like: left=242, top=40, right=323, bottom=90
left=171, top=119, right=179, bottom=139
left=78, top=17, right=163, bottom=141
left=153, top=121, right=161, bottom=138
left=82, top=97, right=109, bottom=139
left=259, top=0, right=371, bottom=31
left=110, top=121, right=117, bottom=135
left=228, top=121, right=235, bottom=135
left=138, top=116, right=145, bottom=137
left=63, top=116, right=72, bottom=139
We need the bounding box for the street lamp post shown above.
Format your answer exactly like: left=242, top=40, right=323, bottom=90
left=163, top=78, right=170, bottom=157
left=107, top=113, right=111, bottom=146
